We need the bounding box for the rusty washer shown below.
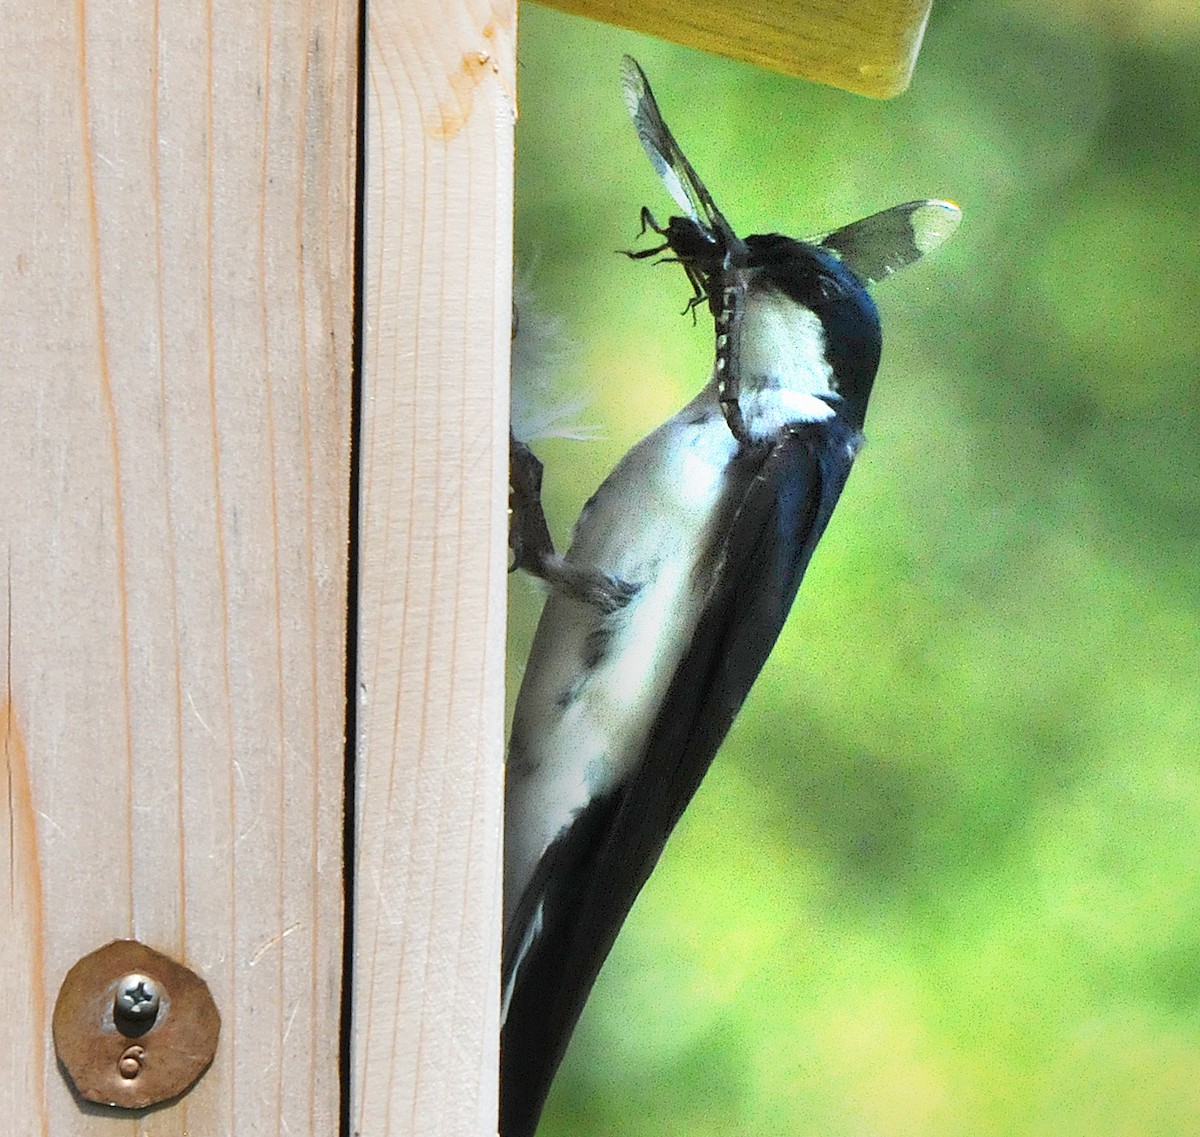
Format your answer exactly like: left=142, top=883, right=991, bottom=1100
left=53, top=940, right=220, bottom=1109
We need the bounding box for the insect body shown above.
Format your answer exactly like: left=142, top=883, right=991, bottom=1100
left=501, top=56, right=961, bottom=1137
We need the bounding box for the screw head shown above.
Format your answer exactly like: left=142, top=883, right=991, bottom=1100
left=114, top=974, right=161, bottom=1026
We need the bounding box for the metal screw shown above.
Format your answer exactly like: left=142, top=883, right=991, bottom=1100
left=114, top=974, right=161, bottom=1026
left=117, top=1045, right=145, bottom=1080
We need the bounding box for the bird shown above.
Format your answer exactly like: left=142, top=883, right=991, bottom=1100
left=501, top=55, right=961, bottom=1137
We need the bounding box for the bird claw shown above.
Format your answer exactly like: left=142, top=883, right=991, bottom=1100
left=509, top=433, right=636, bottom=613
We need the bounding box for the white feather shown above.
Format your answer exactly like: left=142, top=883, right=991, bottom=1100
left=510, top=272, right=599, bottom=443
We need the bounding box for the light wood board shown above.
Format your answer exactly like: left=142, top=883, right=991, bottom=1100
left=0, top=0, right=358, bottom=1131
left=350, top=1, right=514, bottom=1134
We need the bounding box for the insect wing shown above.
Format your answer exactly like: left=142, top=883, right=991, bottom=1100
left=620, top=56, right=739, bottom=248
left=814, top=199, right=962, bottom=285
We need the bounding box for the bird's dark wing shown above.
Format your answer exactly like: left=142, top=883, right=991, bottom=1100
left=500, top=419, right=860, bottom=1137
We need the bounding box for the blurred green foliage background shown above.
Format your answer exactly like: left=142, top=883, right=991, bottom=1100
left=508, top=2, right=1200, bottom=1133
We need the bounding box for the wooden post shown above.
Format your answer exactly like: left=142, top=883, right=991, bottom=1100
left=0, top=0, right=357, bottom=1132
left=2, top=0, right=929, bottom=1133
left=350, top=2, right=515, bottom=1134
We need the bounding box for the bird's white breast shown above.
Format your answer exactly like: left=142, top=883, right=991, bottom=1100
left=504, top=384, right=738, bottom=924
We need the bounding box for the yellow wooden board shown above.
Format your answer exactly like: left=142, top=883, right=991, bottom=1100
left=537, top=0, right=933, bottom=96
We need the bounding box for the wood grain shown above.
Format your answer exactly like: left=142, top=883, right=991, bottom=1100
left=350, top=1, right=514, bottom=1134
left=0, top=0, right=357, bottom=1131
left=539, top=0, right=932, bottom=96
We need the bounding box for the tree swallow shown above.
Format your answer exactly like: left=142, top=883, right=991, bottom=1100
left=502, top=56, right=961, bottom=1137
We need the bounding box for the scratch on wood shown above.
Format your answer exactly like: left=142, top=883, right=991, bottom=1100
left=186, top=689, right=218, bottom=741
left=282, top=1000, right=300, bottom=1044
left=35, top=812, right=65, bottom=837
left=250, top=921, right=301, bottom=965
